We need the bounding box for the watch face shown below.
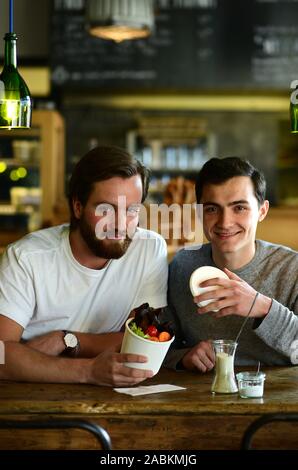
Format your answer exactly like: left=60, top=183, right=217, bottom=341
left=64, top=333, right=78, bottom=348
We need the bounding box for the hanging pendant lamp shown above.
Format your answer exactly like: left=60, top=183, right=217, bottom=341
left=86, top=0, right=154, bottom=43
left=0, top=0, right=32, bottom=129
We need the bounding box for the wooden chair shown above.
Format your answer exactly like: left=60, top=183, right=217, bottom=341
left=0, top=419, right=112, bottom=450
left=241, top=413, right=298, bottom=450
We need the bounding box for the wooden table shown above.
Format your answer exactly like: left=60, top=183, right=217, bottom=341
left=0, top=367, right=298, bottom=450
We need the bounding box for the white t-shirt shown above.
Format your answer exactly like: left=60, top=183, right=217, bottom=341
left=0, top=225, right=168, bottom=340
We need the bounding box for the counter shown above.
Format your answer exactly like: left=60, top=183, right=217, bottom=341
left=0, top=367, right=297, bottom=450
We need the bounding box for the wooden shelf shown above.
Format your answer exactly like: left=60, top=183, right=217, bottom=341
left=0, top=159, right=39, bottom=169
left=0, top=129, right=40, bottom=138
left=0, top=110, right=65, bottom=247
left=0, top=204, right=33, bottom=216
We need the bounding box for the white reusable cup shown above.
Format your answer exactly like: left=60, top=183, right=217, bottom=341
left=120, top=318, right=175, bottom=376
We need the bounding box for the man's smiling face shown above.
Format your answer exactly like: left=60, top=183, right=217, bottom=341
left=201, top=176, right=268, bottom=257
left=73, top=175, right=143, bottom=259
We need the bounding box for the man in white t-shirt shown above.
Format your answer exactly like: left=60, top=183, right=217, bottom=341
left=0, top=146, right=168, bottom=387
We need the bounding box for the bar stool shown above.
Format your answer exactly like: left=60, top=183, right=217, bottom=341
left=0, top=419, right=112, bottom=450
left=241, top=413, right=298, bottom=450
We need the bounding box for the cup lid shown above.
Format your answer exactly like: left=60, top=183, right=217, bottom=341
left=189, top=266, right=228, bottom=297
left=236, top=371, right=266, bottom=381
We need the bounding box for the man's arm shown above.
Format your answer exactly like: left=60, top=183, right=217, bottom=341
left=253, top=299, right=298, bottom=361
left=0, top=314, right=124, bottom=357
left=195, top=269, right=298, bottom=361
left=26, top=330, right=124, bottom=357
left=0, top=342, right=153, bottom=386
left=0, top=315, right=153, bottom=386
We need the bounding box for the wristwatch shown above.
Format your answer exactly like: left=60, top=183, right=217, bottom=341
left=62, top=330, right=80, bottom=357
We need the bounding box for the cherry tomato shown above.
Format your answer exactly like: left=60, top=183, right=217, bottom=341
left=158, top=331, right=171, bottom=342
left=145, top=325, right=159, bottom=337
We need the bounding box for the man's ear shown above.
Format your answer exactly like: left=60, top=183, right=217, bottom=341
left=258, top=200, right=269, bottom=222
left=72, top=198, right=83, bottom=220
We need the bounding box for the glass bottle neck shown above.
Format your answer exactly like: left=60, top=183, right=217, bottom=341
left=4, top=33, right=17, bottom=68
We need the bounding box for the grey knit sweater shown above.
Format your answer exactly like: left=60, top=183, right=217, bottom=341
left=161, top=240, right=298, bottom=368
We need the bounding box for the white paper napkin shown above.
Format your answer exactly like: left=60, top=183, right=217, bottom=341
left=113, top=384, right=186, bottom=396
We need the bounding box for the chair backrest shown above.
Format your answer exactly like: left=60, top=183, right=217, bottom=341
left=0, top=419, right=112, bottom=450
left=241, top=413, right=298, bottom=450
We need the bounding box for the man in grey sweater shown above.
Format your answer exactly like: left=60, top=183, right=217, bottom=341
left=162, top=157, right=298, bottom=371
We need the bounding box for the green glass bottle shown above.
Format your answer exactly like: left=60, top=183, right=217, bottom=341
left=0, top=33, right=31, bottom=129
left=290, top=99, right=298, bottom=133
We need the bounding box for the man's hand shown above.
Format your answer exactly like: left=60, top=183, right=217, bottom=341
left=194, top=268, right=272, bottom=319
left=181, top=340, right=215, bottom=373
left=26, top=331, right=65, bottom=356
left=88, top=351, right=154, bottom=387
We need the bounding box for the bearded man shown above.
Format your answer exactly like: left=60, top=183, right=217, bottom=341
left=0, top=146, right=167, bottom=387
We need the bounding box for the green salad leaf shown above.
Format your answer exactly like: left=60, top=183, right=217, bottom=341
left=129, top=321, right=149, bottom=339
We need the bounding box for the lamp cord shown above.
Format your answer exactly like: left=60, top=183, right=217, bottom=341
left=9, top=0, right=13, bottom=33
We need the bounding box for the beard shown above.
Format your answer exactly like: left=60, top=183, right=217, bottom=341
left=78, top=215, right=133, bottom=259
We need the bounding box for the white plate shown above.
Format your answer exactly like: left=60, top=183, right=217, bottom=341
left=189, top=266, right=229, bottom=311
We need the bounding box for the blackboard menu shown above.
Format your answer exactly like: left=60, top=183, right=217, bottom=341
left=50, top=0, right=298, bottom=90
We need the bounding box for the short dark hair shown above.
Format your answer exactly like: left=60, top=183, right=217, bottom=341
left=195, top=157, right=266, bottom=206
left=68, top=145, right=150, bottom=229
